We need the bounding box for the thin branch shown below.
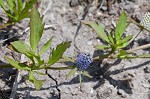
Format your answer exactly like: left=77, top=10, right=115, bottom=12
left=9, top=71, right=19, bottom=99
left=43, top=0, right=52, bottom=15
left=19, top=27, right=30, bottom=35
left=126, top=43, right=150, bottom=53
left=98, top=0, right=104, bottom=10
left=0, top=22, right=14, bottom=30
left=40, top=66, right=75, bottom=70
left=10, top=54, right=25, bottom=99
left=128, top=17, right=150, bottom=33
left=128, top=29, right=143, bottom=45
left=0, top=63, right=13, bottom=68
left=0, top=63, right=75, bottom=70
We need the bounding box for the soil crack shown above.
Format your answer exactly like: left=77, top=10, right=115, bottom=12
left=45, top=70, right=61, bottom=99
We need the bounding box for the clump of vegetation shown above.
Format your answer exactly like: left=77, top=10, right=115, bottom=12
left=0, top=0, right=37, bottom=29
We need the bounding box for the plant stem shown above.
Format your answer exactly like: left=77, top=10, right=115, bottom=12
left=93, top=54, right=109, bottom=61
left=44, top=56, right=75, bottom=63
left=57, top=58, right=75, bottom=63
left=0, top=22, right=14, bottom=30
left=40, top=66, right=75, bottom=70
left=0, top=63, right=75, bottom=70
left=93, top=49, right=115, bottom=61
left=128, top=29, right=143, bottom=45
left=79, top=71, right=82, bottom=87
left=61, top=55, right=75, bottom=62
left=126, top=43, right=150, bottom=53
left=0, top=63, right=13, bottom=68
left=124, top=55, right=150, bottom=58
left=129, top=17, right=150, bottom=33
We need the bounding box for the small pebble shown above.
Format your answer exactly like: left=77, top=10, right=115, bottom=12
left=97, top=39, right=100, bottom=43
left=88, top=13, right=93, bottom=17
left=69, top=0, right=79, bottom=7
left=142, top=84, right=149, bottom=88
left=88, top=6, right=97, bottom=13
left=90, top=88, right=94, bottom=94
left=96, top=11, right=103, bottom=17
left=117, top=89, right=127, bottom=98
left=87, top=40, right=92, bottom=45
left=101, top=6, right=107, bottom=11
left=144, top=66, right=150, bottom=73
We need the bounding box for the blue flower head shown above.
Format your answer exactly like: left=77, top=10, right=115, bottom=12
left=75, top=53, right=93, bottom=71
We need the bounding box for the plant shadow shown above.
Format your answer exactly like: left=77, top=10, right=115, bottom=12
left=0, top=60, right=17, bottom=98
left=137, top=38, right=150, bottom=52
left=59, top=50, right=149, bottom=95
left=16, top=91, right=59, bottom=99
left=0, top=89, right=11, bottom=99
left=0, top=21, right=20, bottom=46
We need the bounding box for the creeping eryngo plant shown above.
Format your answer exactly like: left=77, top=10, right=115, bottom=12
left=2, top=4, right=150, bottom=91
left=65, top=12, right=150, bottom=85
left=5, top=6, right=71, bottom=90
left=82, top=11, right=150, bottom=60
left=0, top=0, right=37, bottom=29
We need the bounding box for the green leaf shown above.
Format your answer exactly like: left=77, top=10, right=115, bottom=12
left=0, top=0, right=7, bottom=11
left=66, top=67, right=77, bottom=79
left=18, top=11, right=30, bottom=21
left=108, top=31, right=115, bottom=44
left=38, top=37, right=53, bottom=55
left=28, top=71, right=45, bottom=90
left=11, top=41, right=34, bottom=63
left=22, top=0, right=37, bottom=14
left=6, top=0, right=15, bottom=10
left=117, top=35, right=132, bottom=49
left=62, top=55, right=75, bottom=63
left=117, top=50, right=127, bottom=58
left=117, top=50, right=138, bottom=59
left=137, top=54, right=150, bottom=58
left=115, top=11, right=127, bottom=41
left=34, top=71, right=46, bottom=75
left=26, top=51, right=44, bottom=66
left=5, top=11, right=16, bottom=19
left=12, top=2, right=19, bottom=21
left=11, top=41, right=31, bottom=54
left=82, top=71, right=92, bottom=78
left=17, top=0, right=23, bottom=13
left=82, top=21, right=109, bottom=43
left=48, top=41, right=71, bottom=66
left=117, top=42, right=129, bottom=49
left=5, top=57, right=31, bottom=71
left=95, top=45, right=111, bottom=50
left=18, top=0, right=37, bottom=20
left=30, top=6, right=44, bottom=52
left=118, top=35, right=132, bottom=45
